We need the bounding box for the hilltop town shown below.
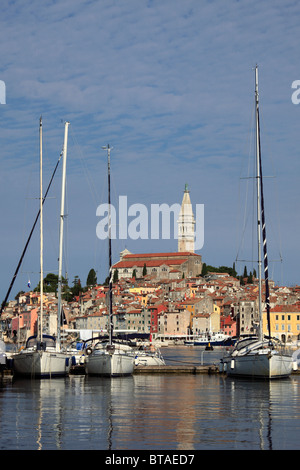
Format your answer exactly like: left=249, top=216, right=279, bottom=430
left=2, top=185, right=300, bottom=346
left=2, top=261, right=300, bottom=346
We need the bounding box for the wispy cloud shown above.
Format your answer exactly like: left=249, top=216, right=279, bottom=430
left=1, top=0, right=300, bottom=297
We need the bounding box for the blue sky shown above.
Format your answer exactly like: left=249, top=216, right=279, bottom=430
left=1, top=0, right=300, bottom=301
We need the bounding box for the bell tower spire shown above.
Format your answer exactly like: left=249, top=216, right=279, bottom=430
left=177, top=184, right=195, bottom=253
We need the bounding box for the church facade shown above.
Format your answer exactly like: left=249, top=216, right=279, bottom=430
left=112, top=250, right=202, bottom=280
left=112, top=185, right=202, bottom=280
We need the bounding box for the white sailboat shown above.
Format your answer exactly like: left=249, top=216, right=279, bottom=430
left=13, top=119, right=71, bottom=378
left=134, top=342, right=165, bottom=366
left=86, top=145, right=134, bottom=377
left=221, top=66, right=294, bottom=379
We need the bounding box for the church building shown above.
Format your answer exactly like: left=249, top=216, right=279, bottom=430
left=112, top=185, right=202, bottom=280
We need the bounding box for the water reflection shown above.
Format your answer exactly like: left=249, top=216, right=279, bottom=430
left=1, top=363, right=300, bottom=449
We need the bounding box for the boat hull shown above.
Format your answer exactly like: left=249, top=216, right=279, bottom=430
left=13, top=350, right=71, bottom=378
left=193, top=339, right=226, bottom=346
left=134, top=354, right=165, bottom=366
left=222, top=352, right=293, bottom=379
left=86, top=351, right=134, bottom=377
left=187, top=334, right=231, bottom=346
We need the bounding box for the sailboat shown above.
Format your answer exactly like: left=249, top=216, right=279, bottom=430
left=13, top=119, right=71, bottom=378
left=221, top=66, right=294, bottom=379
left=85, top=145, right=135, bottom=377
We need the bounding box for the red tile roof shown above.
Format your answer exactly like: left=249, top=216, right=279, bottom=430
left=270, top=304, right=300, bottom=312
left=123, top=252, right=200, bottom=259
left=113, top=259, right=188, bottom=269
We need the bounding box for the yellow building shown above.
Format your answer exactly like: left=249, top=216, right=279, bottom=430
left=262, top=305, right=300, bottom=342
left=181, top=299, right=220, bottom=333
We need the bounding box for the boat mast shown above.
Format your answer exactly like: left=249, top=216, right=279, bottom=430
left=255, top=66, right=272, bottom=342
left=255, top=66, right=263, bottom=341
left=255, top=65, right=271, bottom=342
left=0, top=150, right=63, bottom=316
left=57, top=121, right=70, bottom=351
left=39, top=117, right=43, bottom=343
left=102, top=144, right=114, bottom=345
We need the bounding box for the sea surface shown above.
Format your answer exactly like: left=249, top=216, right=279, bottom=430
left=1, top=346, right=300, bottom=452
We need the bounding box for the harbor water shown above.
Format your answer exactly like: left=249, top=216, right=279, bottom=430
left=1, top=346, right=300, bottom=451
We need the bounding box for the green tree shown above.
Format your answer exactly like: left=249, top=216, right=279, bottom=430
left=113, top=269, right=119, bottom=283
left=132, top=269, right=137, bottom=279
left=34, top=273, right=69, bottom=296
left=71, top=276, right=81, bottom=297
left=15, top=291, right=25, bottom=300
left=34, top=273, right=58, bottom=293
left=232, top=262, right=237, bottom=277
left=201, top=263, right=208, bottom=276
left=86, top=268, right=97, bottom=287
left=142, top=263, right=147, bottom=276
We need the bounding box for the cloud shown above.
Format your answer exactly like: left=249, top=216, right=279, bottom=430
left=1, top=0, right=300, bottom=300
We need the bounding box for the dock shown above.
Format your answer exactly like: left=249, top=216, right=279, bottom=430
left=69, top=363, right=220, bottom=375
left=134, top=364, right=219, bottom=374
left=4, top=364, right=300, bottom=377
left=69, top=363, right=300, bottom=376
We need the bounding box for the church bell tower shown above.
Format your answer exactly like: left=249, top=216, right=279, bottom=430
left=177, top=184, right=195, bottom=253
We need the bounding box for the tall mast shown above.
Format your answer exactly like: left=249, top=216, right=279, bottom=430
left=255, top=66, right=271, bottom=341
left=255, top=66, right=263, bottom=341
left=0, top=150, right=63, bottom=315
left=39, top=117, right=43, bottom=342
left=255, top=65, right=271, bottom=341
left=57, top=121, right=69, bottom=350
left=102, top=144, right=113, bottom=345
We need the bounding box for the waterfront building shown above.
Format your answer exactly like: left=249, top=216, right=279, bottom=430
left=265, top=304, right=300, bottom=342
left=11, top=307, right=38, bottom=341
left=192, top=304, right=220, bottom=334
left=220, top=314, right=237, bottom=337
left=147, top=303, right=168, bottom=337
left=157, top=308, right=190, bottom=337
left=233, top=300, right=258, bottom=336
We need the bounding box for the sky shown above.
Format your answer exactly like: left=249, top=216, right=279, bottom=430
left=1, top=0, right=300, bottom=303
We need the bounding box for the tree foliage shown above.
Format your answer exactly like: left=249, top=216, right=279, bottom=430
left=201, top=264, right=237, bottom=277
left=86, top=268, right=97, bottom=287
left=142, top=263, right=147, bottom=276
